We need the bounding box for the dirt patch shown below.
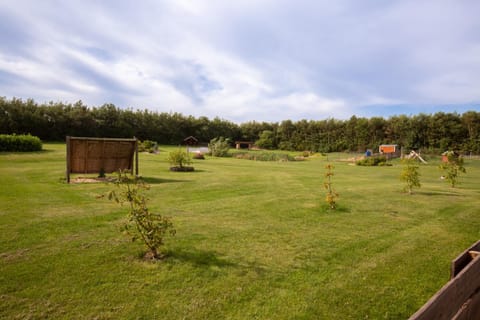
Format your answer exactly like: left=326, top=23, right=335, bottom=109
left=71, top=177, right=117, bottom=183
left=338, top=156, right=365, bottom=162
left=0, top=248, right=30, bottom=262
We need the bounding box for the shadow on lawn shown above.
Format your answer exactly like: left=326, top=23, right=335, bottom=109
left=0, top=148, right=55, bottom=155
left=164, top=248, right=268, bottom=276
left=38, top=149, right=56, bottom=153
left=415, top=190, right=463, bottom=197
left=165, top=248, right=236, bottom=268
left=140, top=177, right=191, bottom=184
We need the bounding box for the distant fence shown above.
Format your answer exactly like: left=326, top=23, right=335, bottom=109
left=463, top=154, right=480, bottom=160
left=409, top=240, right=480, bottom=320
left=66, top=136, right=138, bottom=183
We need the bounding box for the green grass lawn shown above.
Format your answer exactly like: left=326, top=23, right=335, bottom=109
left=1, top=144, right=480, bottom=319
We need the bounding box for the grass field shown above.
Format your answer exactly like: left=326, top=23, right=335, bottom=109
left=1, top=144, right=480, bottom=319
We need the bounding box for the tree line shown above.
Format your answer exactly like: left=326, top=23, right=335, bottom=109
left=1, top=97, right=479, bottom=153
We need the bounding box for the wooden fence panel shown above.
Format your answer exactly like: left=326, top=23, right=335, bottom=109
left=66, top=136, right=138, bottom=183
left=410, top=240, right=480, bottom=320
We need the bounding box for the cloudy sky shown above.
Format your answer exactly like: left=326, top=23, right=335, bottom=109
left=1, top=0, right=479, bottom=123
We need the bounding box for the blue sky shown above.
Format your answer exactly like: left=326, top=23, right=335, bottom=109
left=1, top=0, right=479, bottom=123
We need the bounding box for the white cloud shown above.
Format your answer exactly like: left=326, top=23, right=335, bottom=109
left=0, top=0, right=479, bottom=121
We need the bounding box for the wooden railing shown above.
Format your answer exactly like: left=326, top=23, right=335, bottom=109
left=410, top=240, right=480, bottom=320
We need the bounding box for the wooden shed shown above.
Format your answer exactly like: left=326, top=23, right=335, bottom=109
left=183, top=136, right=198, bottom=146
left=379, top=144, right=398, bottom=154
left=235, top=141, right=253, bottom=149
left=66, top=136, right=138, bottom=183
left=442, top=151, right=459, bottom=163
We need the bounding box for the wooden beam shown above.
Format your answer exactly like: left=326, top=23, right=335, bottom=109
left=410, top=254, right=480, bottom=319
left=469, top=251, right=480, bottom=259
left=134, top=137, right=139, bottom=177
left=452, top=240, right=480, bottom=278
left=66, top=136, right=71, bottom=183
left=410, top=240, right=480, bottom=319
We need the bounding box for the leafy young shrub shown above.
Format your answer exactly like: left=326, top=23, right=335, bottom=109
left=0, top=134, right=42, bottom=152
left=105, top=171, right=175, bottom=259
left=356, top=156, right=391, bottom=166
left=168, top=149, right=192, bottom=168
left=400, top=159, right=421, bottom=194
left=439, top=151, right=466, bottom=188
left=208, top=137, right=231, bottom=157
left=324, top=164, right=339, bottom=210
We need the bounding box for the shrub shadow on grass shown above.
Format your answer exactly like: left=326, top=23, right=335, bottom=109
left=165, top=248, right=236, bottom=268
left=140, top=177, right=191, bottom=184
left=319, top=204, right=350, bottom=213
left=167, top=169, right=207, bottom=173
left=415, top=190, right=463, bottom=197
left=334, top=205, right=350, bottom=213
left=189, top=169, right=206, bottom=173
left=0, top=149, right=54, bottom=155
left=38, top=149, right=56, bottom=154
left=164, top=248, right=267, bottom=276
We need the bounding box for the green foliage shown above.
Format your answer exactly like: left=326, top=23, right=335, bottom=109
left=138, top=140, right=158, bottom=153
left=400, top=159, right=421, bottom=194
left=0, top=97, right=241, bottom=144
left=278, top=140, right=295, bottom=151
left=106, top=171, right=175, bottom=259
left=356, top=156, right=391, bottom=166
left=255, top=130, right=275, bottom=149
left=168, top=149, right=192, bottom=168
left=0, top=134, right=42, bottom=152
left=233, top=151, right=294, bottom=161
left=439, top=151, right=466, bottom=187
left=208, top=137, right=231, bottom=157
left=324, top=164, right=339, bottom=209
left=3, top=97, right=480, bottom=154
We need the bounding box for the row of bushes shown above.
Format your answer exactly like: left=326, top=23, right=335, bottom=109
left=0, top=134, right=42, bottom=152
left=356, top=156, right=392, bottom=166
left=232, top=151, right=295, bottom=162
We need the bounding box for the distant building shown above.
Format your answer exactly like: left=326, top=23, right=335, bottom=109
left=379, top=144, right=398, bottom=154
left=183, top=136, right=198, bottom=146
left=442, top=150, right=459, bottom=163
left=379, top=144, right=400, bottom=159
left=235, top=141, right=253, bottom=149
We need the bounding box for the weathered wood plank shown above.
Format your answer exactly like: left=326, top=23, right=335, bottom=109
left=66, top=137, right=138, bottom=183
left=410, top=240, right=480, bottom=320
left=451, top=240, right=480, bottom=278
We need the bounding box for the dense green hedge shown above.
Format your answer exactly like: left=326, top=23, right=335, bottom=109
left=232, top=151, right=295, bottom=162
left=2, top=97, right=480, bottom=153
left=356, top=155, right=391, bottom=166
left=0, top=134, right=42, bottom=152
